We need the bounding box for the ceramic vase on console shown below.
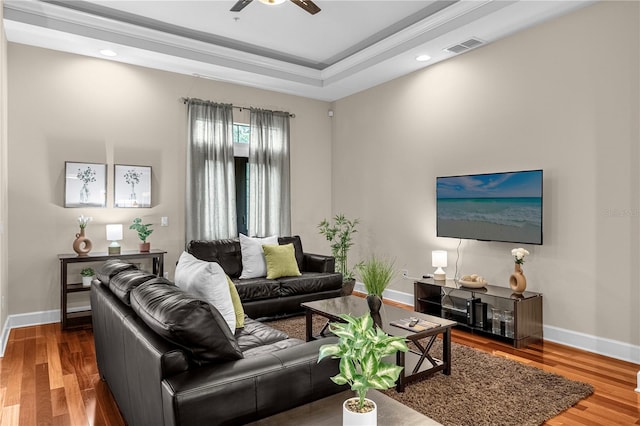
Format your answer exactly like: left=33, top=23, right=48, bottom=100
left=72, top=228, right=92, bottom=257
left=509, top=263, right=527, bottom=294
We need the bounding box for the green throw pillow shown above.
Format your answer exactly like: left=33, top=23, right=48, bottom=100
left=226, top=275, right=245, bottom=329
left=262, top=243, right=302, bottom=280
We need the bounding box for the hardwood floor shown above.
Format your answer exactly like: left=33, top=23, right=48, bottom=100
left=0, top=308, right=638, bottom=425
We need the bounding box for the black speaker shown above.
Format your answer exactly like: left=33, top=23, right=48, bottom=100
left=466, top=297, right=480, bottom=325
left=474, top=301, right=488, bottom=329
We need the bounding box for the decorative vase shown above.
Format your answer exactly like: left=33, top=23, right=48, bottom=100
left=366, top=295, right=382, bottom=314
left=343, top=397, right=377, bottom=426
left=72, top=228, right=92, bottom=256
left=341, top=279, right=356, bottom=296
left=139, top=242, right=150, bottom=253
left=509, top=263, right=527, bottom=294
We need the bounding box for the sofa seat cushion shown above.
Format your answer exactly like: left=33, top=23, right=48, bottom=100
left=235, top=317, right=289, bottom=352
left=242, top=338, right=305, bottom=358
left=131, top=282, right=243, bottom=364
left=108, top=269, right=158, bottom=305
left=233, top=278, right=281, bottom=301
left=278, top=272, right=343, bottom=297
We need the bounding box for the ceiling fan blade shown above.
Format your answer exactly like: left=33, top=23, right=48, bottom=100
left=290, top=0, right=321, bottom=15
left=230, top=0, right=253, bottom=12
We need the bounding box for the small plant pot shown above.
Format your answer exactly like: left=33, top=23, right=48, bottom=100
left=139, top=242, right=150, bottom=252
left=81, top=276, right=94, bottom=287
left=343, top=397, right=377, bottom=426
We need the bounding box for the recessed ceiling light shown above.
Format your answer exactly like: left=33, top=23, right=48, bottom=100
left=416, top=55, right=431, bottom=62
left=100, top=49, right=117, bottom=57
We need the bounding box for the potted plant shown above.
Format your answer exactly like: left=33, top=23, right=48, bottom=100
left=358, top=256, right=395, bottom=314
left=318, top=214, right=362, bottom=295
left=129, top=217, right=153, bottom=252
left=80, top=267, right=95, bottom=287
left=317, top=313, right=408, bottom=425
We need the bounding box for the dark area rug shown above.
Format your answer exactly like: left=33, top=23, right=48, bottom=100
left=267, top=315, right=594, bottom=426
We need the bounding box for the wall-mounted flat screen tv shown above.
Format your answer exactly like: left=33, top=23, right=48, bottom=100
left=436, top=169, right=543, bottom=245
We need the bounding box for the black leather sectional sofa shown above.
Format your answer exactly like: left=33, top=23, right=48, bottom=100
left=187, top=235, right=345, bottom=319
left=91, top=259, right=344, bottom=426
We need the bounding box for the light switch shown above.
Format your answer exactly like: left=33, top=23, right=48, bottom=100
left=161, top=217, right=169, bottom=227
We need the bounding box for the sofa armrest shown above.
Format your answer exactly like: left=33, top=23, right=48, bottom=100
left=302, top=253, right=336, bottom=273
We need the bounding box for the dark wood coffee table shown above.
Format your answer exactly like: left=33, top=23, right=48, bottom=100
left=302, top=296, right=456, bottom=392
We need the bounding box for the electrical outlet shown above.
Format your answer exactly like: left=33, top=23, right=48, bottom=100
left=401, top=269, right=408, bottom=277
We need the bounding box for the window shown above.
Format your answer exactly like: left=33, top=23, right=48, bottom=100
left=233, top=124, right=250, bottom=236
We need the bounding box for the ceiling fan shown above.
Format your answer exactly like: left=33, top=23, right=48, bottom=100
left=231, top=0, right=321, bottom=15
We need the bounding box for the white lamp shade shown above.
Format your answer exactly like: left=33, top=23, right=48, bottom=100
left=432, top=250, right=447, bottom=268
left=106, top=224, right=123, bottom=241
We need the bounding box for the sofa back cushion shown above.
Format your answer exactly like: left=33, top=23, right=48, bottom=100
left=108, top=269, right=158, bottom=305
left=277, top=236, right=304, bottom=271
left=187, top=239, right=243, bottom=278
left=130, top=281, right=243, bottom=364
left=96, top=259, right=136, bottom=285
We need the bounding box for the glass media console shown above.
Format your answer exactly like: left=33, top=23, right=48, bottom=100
left=414, top=278, right=542, bottom=348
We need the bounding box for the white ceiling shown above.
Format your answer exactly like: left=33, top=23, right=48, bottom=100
left=3, top=0, right=594, bottom=101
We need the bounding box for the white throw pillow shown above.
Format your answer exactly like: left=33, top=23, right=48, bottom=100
left=238, top=234, right=278, bottom=279
left=175, top=251, right=236, bottom=332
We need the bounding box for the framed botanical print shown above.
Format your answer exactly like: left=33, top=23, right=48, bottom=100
left=64, top=161, right=107, bottom=207
left=114, top=164, right=152, bottom=208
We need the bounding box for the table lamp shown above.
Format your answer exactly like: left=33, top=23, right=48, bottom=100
left=106, top=224, right=123, bottom=255
left=432, top=250, right=447, bottom=281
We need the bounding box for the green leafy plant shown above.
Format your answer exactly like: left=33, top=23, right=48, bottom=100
left=358, top=256, right=395, bottom=297
left=129, top=218, right=153, bottom=243
left=317, top=313, right=408, bottom=411
left=80, top=267, right=94, bottom=277
left=318, top=214, right=362, bottom=281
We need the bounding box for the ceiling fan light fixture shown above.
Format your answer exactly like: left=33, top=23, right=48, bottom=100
left=258, top=0, right=286, bottom=5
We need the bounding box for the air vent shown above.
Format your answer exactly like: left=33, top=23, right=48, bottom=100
left=444, top=37, right=485, bottom=54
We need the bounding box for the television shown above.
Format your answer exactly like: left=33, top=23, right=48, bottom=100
left=436, top=169, right=543, bottom=245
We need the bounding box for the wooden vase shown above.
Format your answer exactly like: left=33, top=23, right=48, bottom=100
left=139, top=242, right=151, bottom=253
left=509, top=263, right=527, bottom=294
left=72, top=228, right=92, bottom=257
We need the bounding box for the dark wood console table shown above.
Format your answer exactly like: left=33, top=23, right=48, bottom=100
left=58, top=250, right=165, bottom=330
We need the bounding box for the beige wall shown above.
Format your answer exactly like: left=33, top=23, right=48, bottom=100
left=7, top=45, right=333, bottom=315
left=332, top=1, right=639, bottom=350
left=1, top=0, right=8, bottom=333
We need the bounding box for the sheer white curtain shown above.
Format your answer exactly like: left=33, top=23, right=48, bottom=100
left=248, top=108, right=291, bottom=237
left=186, top=99, right=237, bottom=242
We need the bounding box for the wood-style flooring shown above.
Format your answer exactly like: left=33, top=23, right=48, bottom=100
left=0, top=300, right=638, bottom=425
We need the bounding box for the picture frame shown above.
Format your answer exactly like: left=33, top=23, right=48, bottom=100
left=64, top=161, right=107, bottom=208
left=114, top=164, right=152, bottom=208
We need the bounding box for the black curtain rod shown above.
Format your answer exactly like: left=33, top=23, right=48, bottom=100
left=180, top=97, right=295, bottom=118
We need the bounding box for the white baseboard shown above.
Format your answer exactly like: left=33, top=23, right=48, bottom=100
left=354, top=283, right=640, bottom=365
left=0, top=306, right=89, bottom=357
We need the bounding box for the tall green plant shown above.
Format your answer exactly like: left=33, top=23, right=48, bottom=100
left=318, top=313, right=408, bottom=410
left=318, top=214, right=361, bottom=281
left=358, top=256, right=395, bottom=297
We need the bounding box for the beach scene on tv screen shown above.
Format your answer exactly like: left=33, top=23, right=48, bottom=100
left=437, top=170, right=543, bottom=244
